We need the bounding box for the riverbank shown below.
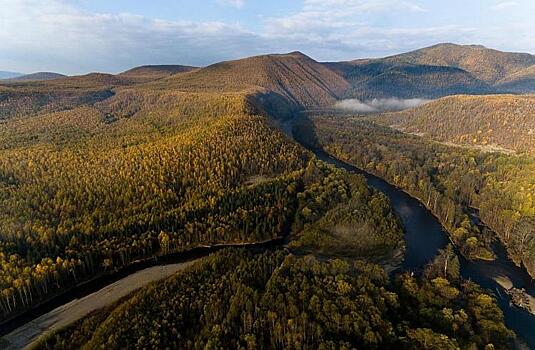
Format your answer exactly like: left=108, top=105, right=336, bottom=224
left=0, top=237, right=286, bottom=340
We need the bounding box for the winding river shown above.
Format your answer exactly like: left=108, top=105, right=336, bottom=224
left=281, top=119, right=535, bottom=349
left=1, top=118, right=534, bottom=349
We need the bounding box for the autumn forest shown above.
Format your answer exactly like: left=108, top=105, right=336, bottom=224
left=1, top=42, right=534, bottom=349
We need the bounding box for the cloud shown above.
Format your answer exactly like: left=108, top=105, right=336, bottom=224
left=0, top=0, right=533, bottom=74
left=261, top=0, right=480, bottom=60
left=0, top=0, right=260, bottom=74
left=217, top=0, right=245, bottom=9
left=490, top=1, right=518, bottom=10
left=335, top=98, right=431, bottom=113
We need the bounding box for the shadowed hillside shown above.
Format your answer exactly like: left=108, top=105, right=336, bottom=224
left=379, top=94, right=535, bottom=155
left=328, top=62, right=491, bottom=99
left=497, top=65, right=535, bottom=92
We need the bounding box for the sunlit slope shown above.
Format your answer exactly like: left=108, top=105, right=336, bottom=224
left=0, top=84, right=310, bottom=321
left=379, top=94, right=535, bottom=155
left=163, top=51, right=351, bottom=110
left=0, top=73, right=131, bottom=120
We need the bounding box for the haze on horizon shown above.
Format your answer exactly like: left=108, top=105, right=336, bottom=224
left=1, top=0, right=534, bottom=75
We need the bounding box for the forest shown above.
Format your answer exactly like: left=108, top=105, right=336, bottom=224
left=0, top=80, right=314, bottom=322
left=28, top=153, right=513, bottom=349
left=32, top=247, right=513, bottom=350
left=293, top=116, right=535, bottom=277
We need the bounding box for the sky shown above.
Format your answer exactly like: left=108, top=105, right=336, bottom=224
left=1, top=0, right=534, bottom=74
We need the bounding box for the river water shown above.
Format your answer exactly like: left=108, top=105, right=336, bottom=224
left=282, top=120, right=535, bottom=348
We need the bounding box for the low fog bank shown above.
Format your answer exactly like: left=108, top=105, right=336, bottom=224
left=335, top=97, right=431, bottom=113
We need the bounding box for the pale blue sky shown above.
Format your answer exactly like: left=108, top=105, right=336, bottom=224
left=1, top=0, right=534, bottom=74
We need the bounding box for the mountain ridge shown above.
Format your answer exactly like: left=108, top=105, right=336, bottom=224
left=325, top=43, right=535, bottom=97
left=8, top=72, right=67, bottom=81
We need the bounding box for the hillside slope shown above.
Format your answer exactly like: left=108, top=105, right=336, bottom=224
left=379, top=94, right=535, bottom=154
left=117, top=65, right=198, bottom=82
left=0, top=73, right=134, bottom=120
left=164, top=51, right=351, bottom=111
left=326, top=43, right=535, bottom=97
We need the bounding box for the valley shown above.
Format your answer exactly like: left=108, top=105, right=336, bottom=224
left=0, top=42, right=534, bottom=349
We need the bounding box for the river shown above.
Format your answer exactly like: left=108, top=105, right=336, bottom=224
left=281, top=119, right=535, bottom=349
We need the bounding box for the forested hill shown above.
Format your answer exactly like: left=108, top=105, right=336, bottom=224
left=496, top=64, right=535, bottom=92
left=162, top=51, right=351, bottom=111
left=379, top=94, right=535, bottom=155
left=376, top=43, right=535, bottom=84
left=325, top=43, right=535, bottom=97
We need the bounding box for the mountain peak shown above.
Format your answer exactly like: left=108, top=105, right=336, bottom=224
left=164, top=50, right=351, bottom=109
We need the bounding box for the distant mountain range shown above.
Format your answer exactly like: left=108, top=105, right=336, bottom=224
left=325, top=43, right=535, bottom=99
left=0, top=71, right=23, bottom=79
left=1, top=43, right=534, bottom=119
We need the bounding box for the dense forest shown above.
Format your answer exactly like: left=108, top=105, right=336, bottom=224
left=0, top=78, right=316, bottom=322
left=289, top=163, right=403, bottom=259
left=293, top=116, right=535, bottom=277
left=33, top=248, right=513, bottom=349
left=27, top=151, right=513, bottom=349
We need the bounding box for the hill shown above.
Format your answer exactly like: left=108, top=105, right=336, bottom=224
left=117, top=64, right=198, bottom=82
left=0, top=71, right=23, bottom=80
left=164, top=51, right=351, bottom=112
left=379, top=94, right=535, bottom=155
left=378, top=43, right=535, bottom=84
left=9, top=72, right=66, bottom=81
